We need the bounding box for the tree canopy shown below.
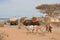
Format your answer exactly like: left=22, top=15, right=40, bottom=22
left=36, top=4, right=60, bottom=18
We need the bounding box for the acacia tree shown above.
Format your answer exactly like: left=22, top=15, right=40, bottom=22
left=36, top=4, right=60, bottom=18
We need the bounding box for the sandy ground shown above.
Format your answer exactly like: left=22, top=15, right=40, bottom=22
left=0, top=25, right=60, bottom=40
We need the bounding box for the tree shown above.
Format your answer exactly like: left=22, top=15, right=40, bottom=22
left=36, top=4, right=60, bottom=18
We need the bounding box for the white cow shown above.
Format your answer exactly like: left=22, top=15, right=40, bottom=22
left=24, top=25, right=44, bottom=33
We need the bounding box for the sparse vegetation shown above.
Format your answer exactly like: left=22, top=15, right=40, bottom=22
left=0, top=31, right=8, bottom=40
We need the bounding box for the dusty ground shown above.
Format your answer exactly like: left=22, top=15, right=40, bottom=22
left=0, top=25, right=60, bottom=40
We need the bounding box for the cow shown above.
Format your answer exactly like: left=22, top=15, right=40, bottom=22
left=22, top=20, right=42, bottom=33
left=19, top=17, right=43, bottom=33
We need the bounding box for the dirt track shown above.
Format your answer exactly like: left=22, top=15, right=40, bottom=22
left=0, top=25, right=60, bottom=40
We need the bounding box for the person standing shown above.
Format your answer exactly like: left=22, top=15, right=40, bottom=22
left=49, top=24, right=52, bottom=32
left=46, top=23, right=52, bottom=32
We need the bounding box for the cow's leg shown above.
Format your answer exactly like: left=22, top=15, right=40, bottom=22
left=37, top=26, right=43, bottom=33
left=32, top=28, right=35, bottom=33
left=35, top=27, right=39, bottom=33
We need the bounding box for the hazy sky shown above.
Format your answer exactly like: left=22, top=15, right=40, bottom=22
left=0, top=0, right=60, bottom=18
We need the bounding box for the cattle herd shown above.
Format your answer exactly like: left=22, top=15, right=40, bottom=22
left=6, top=16, right=52, bottom=33
left=19, top=17, right=47, bottom=33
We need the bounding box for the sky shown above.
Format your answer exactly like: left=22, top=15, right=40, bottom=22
left=0, top=0, right=60, bottom=18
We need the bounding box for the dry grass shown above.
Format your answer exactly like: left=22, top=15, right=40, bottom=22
left=0, top=23, right=4, bottom=27
left=0, top=31, right=8, bottom=40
